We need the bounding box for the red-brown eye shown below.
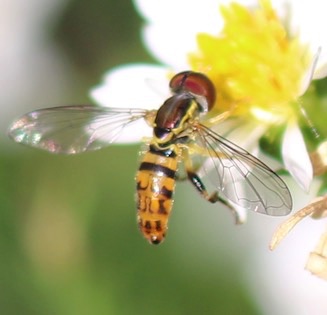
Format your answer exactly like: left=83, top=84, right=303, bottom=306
left=169, top=71, right=216, bottom=112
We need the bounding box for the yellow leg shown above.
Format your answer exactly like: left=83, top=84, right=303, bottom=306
left=205, top=110, right=232, bottom=128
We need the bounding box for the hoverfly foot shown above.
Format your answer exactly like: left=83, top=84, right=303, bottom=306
left=231, top=209, right=243, bottom=225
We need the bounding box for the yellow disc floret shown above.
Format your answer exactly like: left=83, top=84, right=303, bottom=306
left=189, top=0, right=310, bottom=123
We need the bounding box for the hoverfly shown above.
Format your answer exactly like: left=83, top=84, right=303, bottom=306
left=8, top=71, right=292, bottom=244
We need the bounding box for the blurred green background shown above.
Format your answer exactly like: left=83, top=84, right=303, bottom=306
left=0, top=1, right=264, bottom=314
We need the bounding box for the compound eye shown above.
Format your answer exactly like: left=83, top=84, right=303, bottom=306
left=169, top=71, right=216, bottom=112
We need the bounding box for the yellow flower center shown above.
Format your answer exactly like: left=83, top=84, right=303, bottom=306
left=188, top=0, right=310, bottom=124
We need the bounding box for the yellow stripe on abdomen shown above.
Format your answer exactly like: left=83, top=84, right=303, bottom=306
left=136, top=148, right=178, bottom=244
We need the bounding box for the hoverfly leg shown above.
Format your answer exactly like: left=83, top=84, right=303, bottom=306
left=205, top=110, right=231, bottom=127
left=187, top=170, right=218, bottom=203
left=186, top=169, right=242, bottom=225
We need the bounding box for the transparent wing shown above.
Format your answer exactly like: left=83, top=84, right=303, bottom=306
left=195, top=124, right=292, bottom=216
left=8, top=105, right=152, bottom=154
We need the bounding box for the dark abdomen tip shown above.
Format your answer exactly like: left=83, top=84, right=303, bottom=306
left=150, top=235, right=163, bottom=245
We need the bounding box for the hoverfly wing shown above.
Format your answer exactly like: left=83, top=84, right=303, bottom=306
left=195, top=124, right=292, bottom=216
left=8, top=105, right=152, bottom=154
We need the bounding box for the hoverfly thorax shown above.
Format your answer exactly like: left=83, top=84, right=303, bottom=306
left=153, top=93, right=199, bottom=147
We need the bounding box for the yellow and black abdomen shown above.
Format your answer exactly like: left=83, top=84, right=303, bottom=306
left=136, top=145, right=178, bottom=244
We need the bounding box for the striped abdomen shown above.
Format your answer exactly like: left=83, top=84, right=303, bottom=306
left=136, top=146, right=178, bottom=244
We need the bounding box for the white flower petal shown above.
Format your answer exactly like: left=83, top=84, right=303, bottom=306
left=99, top=119, right=151, bottom=144
left=90, top=63, right=170, bottom=109
left=218, top=121, right=267, bottom=154
left=299, top=47, right=321, bottom=96
left=280, top=1, right=327, bottom=70
left=282, top=121, right=313, bottom=191
left=269, top=1, right=327, bottom=82
left=142, top=24, right=198, bottom=70
left=134, top=0, right=223, bottom=23
left=135, top=0, right=223, bottom=67
left=312, top=51, right=327, bottom=79
left=89, top=63, right=171, bottom=144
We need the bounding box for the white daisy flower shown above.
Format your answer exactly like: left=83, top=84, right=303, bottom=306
left=91, top=0, right=327, bottom=192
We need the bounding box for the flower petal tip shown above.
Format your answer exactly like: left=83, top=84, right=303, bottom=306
left=282, top=122, right=313, bottom=192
